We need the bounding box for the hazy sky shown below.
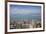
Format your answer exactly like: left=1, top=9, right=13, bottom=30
left=10, top=5, right=41, bottom=15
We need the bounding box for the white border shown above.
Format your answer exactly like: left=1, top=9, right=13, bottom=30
left=7, top=2, right=43, bottom=32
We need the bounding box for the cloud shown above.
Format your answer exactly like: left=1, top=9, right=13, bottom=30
left=10, top=8, right=33, bottom=14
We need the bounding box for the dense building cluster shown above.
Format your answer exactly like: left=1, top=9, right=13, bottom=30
left=10, top=19, right=41, bottom=29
